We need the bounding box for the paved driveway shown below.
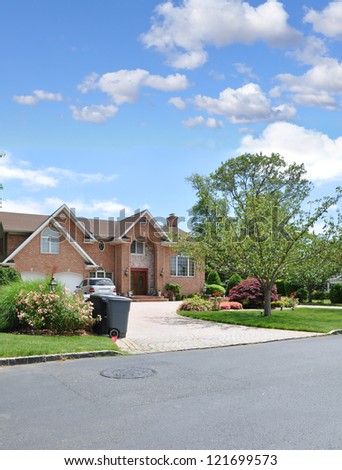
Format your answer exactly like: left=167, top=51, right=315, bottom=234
left=117, top=301, right=322, bottom=354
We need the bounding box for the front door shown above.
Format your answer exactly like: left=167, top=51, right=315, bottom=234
left=131, top=270, right=148, bottom=295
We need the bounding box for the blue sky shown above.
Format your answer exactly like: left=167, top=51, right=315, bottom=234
left=0, top=0, right=341, bottom=227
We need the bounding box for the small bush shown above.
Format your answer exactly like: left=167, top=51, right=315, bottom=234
left=179, top=295, right=212, bottom=312
left=0, top=266, right=21, bottom=286
left=296, top=287, right=309, bottom=303
left=330, top=284, right=342, bottom=304
left=272, top=296, right=299, bottom=309
left=205, top=284, right=226, bottom=296
left=206, top=270, right=223, bottom=286
left=312, top=290, right=325, bottom=301
left=220, top=301, right=243, bottom=311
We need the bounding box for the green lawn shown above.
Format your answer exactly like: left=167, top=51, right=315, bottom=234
left=0, top=333, right=120, bottom=358
left=178, top=307, right=342, bottom=333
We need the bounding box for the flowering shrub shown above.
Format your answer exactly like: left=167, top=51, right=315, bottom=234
left=228, top=278, right=278, bottom=308
left=16, top=285, right=95, bottom=334
left=220, top=301, right=243, bottom=310
left=220, top=302, right=231, bottom=311
left=179, top=295, right=213, bottom=312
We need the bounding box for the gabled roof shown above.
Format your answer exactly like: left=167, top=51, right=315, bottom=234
left=1, top=205, right=98, bottom=267
left=119, top=209, right=170, bottom=241
left=0, top=205, right=174, bottom=256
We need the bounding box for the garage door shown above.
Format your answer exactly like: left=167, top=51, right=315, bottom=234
left=55, top=272, right=83, bottom=292
left=20, top=271, right=45, bottom=282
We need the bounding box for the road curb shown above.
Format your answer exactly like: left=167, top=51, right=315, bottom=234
left=0, top=350, right=123, bottom=367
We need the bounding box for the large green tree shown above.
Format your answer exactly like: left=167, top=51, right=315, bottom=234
left=181, top=153, right=341, bottom=316
left=286, top=233, right=341, bottom=302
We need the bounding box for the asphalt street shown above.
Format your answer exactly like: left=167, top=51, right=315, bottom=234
left=1, top=335, right=342, bottom=450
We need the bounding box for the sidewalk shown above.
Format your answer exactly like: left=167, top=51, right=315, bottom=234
left=117, top=301, right=322, bottom=354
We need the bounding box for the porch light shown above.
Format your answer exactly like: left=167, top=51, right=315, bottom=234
left=160, top=268, right=164, bottom=277
left=49, top=276, right=57, bottom=292
left=124, top=267, right=129, bottom=277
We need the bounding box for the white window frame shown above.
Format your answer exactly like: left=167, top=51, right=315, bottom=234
left=41, top=227, right=60, bottom=254
left=130, top=240, right=145, bottom=255
left=170, top=255, right=195, bottom=277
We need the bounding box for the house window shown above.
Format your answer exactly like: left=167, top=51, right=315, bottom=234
left=89, top=269, right=112, bottom=279
left=41, top=227, right=59, bottom=254
left=130, top=240, right=144, bottom=255
left=170, top=256, right=195, bottom=277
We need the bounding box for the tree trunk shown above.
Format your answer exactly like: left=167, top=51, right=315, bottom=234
left=308, top=287, right=314, bottom=303
left=263, top=285, right=273, bottom=317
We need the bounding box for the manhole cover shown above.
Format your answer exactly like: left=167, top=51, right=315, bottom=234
left=100, top=367, right=156, bottom=379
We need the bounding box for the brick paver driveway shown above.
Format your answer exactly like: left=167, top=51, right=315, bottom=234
left=117, top=301, right=321, bottom=354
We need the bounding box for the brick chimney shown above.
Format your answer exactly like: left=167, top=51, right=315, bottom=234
left=167, top=213, right=178, bottom=228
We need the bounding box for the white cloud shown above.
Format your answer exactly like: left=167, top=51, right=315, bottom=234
left=182, top=115, right=224, bottom=128
left=44, top=197, right=133, bottom=218
left=70, top=104, right=119, bottom=124
left=168, top=96, right=187, bottom=110
left=304, top=2, right=342, bottom=38
left=0, top=154, right=118, bottom=190
left=275, top=57, right=342, bottom=110
left=140, top=0, right=302, bottom=69
left=234, top=63, right=258, bottom=80
left=193, top=83, right=296, bottom=123
left=1, top=198, right=48, bottom=214
left=238, top=122, right=342, bottom=182
left=1, top=196, right=133, bottom=219
left=78, top=69, right=190, bottom=105
left=13, top=89, right=64, bottom=105
left=45, top=167, right=118, bottom=184
left=0, top=155, right=58, bottom=189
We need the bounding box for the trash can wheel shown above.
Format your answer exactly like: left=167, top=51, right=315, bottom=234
left=109, top=328, right=119, bottom=338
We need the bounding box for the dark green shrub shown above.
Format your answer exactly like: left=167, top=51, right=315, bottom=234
left=206, top=270, right=223, bottom=286
left=284, top=281, right=302, bottom=297
left=205, top=284, right=225, bottom=296
left=330, top=284, right=342, bottom=304
left=296, top=287, right=309, bottom=303
left=312, top=290, right=325, bottom=301
left=0, top=266, right=21, bottom=286
left=165, top=283, right=181, bottom=294
left=226, top=274, right=242, bottom=292
left=275, top=279, right=285, bottom=296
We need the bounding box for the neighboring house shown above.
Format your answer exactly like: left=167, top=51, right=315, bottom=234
left=0, top=204, right=204, bottom=296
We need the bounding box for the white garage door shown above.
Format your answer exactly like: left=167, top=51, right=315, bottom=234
left=20, top=271, right=45, bottom=282
left=55, top=272, right=83, bottom=292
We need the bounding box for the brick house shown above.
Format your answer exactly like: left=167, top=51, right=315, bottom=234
left=0, top=204, right=204, bottom=296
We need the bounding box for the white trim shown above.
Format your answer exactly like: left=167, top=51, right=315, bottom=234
left=120, top=210, right=170, bottom=241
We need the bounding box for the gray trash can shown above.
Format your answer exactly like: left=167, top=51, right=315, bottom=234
left=90, top=294, right=131, bottom=338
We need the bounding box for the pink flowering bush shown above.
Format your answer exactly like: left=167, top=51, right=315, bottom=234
left=220, top=301, right=243, bottom=310
left=16, top=284, right=95, bottom=334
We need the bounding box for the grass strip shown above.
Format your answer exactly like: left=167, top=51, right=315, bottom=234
left=178, top=307, right=342, bottom=333
left=0, top=333, right=120, bottom=358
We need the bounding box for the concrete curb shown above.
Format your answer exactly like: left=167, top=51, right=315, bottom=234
left=0, top=350, right=123, bottom=367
